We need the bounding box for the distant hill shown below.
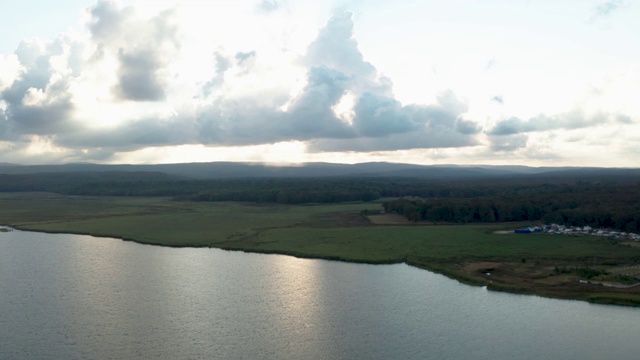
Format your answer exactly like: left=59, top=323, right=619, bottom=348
left=0, top=171, right=181, bottom=193
left=0, top=161, right=638, bottom=180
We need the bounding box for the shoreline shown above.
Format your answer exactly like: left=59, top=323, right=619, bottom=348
left=4, top=223, right=640, bottom=307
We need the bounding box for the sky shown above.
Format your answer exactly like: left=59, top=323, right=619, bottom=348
left=0, top=0, right=638, bottom=166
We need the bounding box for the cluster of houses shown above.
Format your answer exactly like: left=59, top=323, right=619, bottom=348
left=515, top=224, right=640, bottom=241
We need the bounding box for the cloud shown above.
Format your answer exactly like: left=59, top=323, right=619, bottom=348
left=88, top=1, right=131, bottom=43
left=304, top=10, right=390, bottom=97
left=594, top=0, right=624, bottom=18
left=88, top=1, right=180, bottom=102
left=308, top=90, right=479, bottom=152
left=114, top=49, right=167, bottom=101
left=487, top=111, right=617, bottom=136
left=192, top=11, right=481, bottom=152
left=256, top=0, right=282, bottom=13
left=57, top=115, right=194, bottom=150
left=616, top=114, right=633, bottom=124
left=487, top=116, right=530, bottom=136
left=283, top=66, right=355, bottom=139
left=196, top=65, right=355, bottom=146
left=456, top=118, right=482, bottom=135
left=488, top=134, right=528, bottom=152
left=0, top=54, right=22, bottom=91
left=590, top=0, right=627, bottom=23
left=1, top=38, right=78, bottom=137
left=235, top=51, right=256, bottom=64
left=202, top=52, right=233, bottom=96
left=485, top=58, right=497, bottom=70
left=0, top=108, right=8, bottom=138
left=351, top=92, right=418, bottom=137
left=0, top=4, right=482, bottom=162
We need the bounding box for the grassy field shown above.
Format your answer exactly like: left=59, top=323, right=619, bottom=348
left=2, top=192, right=640, bottom=306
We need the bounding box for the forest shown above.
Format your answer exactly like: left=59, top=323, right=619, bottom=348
left=382, top=184, right=640, bottom=233
left=0, top=170, right=639, bottom=232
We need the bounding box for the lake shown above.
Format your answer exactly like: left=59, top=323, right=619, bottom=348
left=1, top=229, right=639, bottom=359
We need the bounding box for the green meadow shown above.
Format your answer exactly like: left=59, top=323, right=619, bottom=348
left=2, top=192, right=640, bottom=306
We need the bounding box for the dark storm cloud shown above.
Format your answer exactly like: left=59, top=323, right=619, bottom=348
left=88, top=1, right=180, bottom=102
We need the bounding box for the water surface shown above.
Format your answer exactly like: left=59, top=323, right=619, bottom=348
left=1, top=229, right=639, bottom=359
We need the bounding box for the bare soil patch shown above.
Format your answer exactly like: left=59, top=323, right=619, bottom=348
left=463, top=262, right=502, bottom=273
left=367, top=214, right=414, bottom=225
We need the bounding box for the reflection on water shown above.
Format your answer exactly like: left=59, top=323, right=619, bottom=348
left=1, top=229, right=640, bottom=360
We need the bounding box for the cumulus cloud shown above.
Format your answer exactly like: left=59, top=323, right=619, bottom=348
left=1, top=38, right=78, bottom=137
left=283, top=66, right=355, bottom=138
left=308, top=89, right=478, bottom=152
left=191, top=10, right=480, bottom=152
left=456, top=118, right=483, bottom=135
left=0, top=4, right=484, bottom=161
left=196, top=65, right=355, bottom=146
left=114, top=49, right=167, bottom=101
left=0, top=54, right=22, bottom=91
left=304, top=10, right=391, bottom=97
left=88, top=1, right=180, bottom=102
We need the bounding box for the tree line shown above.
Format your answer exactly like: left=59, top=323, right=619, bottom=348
left=1, top=171, right=639, bottom=232
left=383, top=182, right=640, bottom=233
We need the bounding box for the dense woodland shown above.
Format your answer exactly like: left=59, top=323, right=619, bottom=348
left=0, top=170, right=639, bottom=232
